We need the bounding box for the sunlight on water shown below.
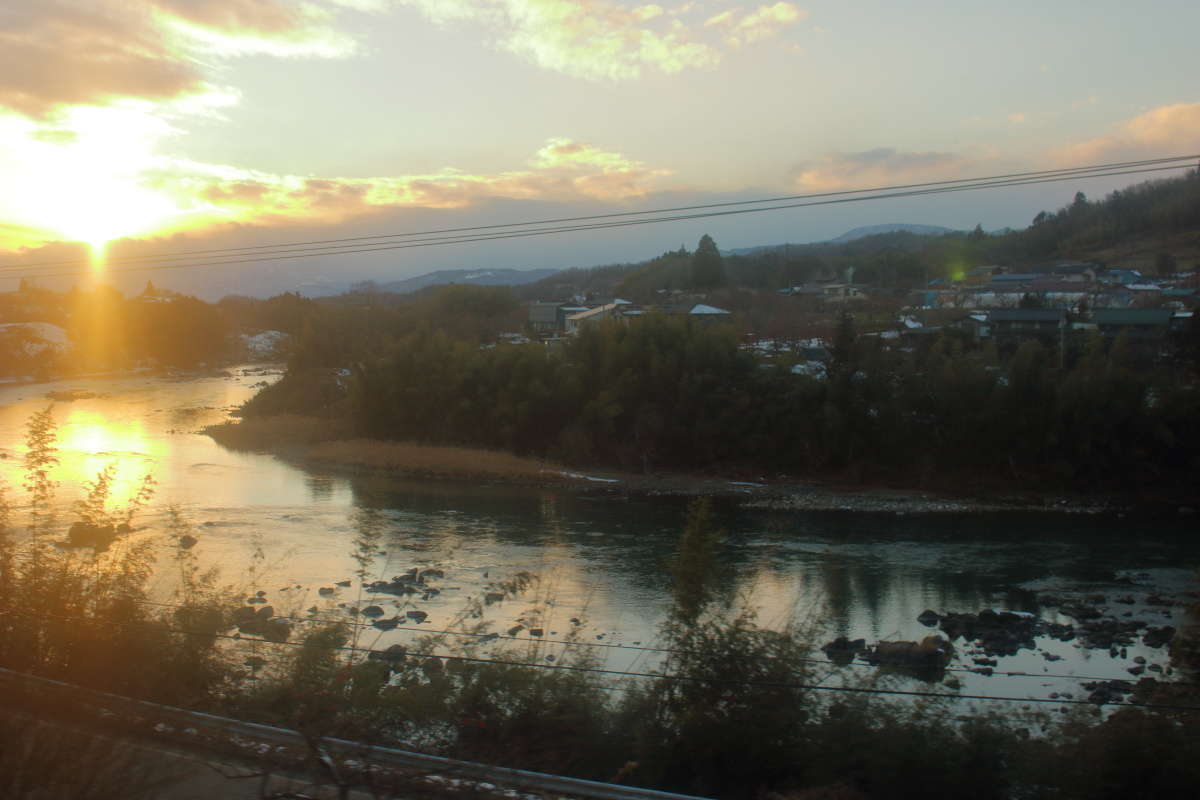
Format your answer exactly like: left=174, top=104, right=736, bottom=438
left=54, top=409, right=160, bottom=507
left=89, top=240, right=107, bottom=279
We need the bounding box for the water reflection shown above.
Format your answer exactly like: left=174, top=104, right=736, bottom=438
left=0, top=370, right=1197, bottom=700
left=55, top=408, right=159, bottom=507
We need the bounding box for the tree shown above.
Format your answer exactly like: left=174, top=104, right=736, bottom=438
left=830, top=310, right=857, bottom=373
left=690, top=234, right=726, bottom=290
left=1154, top=252, right=1177, bottom=276
left=1019, top=292, right=1045, bottom=309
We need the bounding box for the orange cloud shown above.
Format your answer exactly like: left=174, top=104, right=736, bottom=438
left=0, top=0, right=353, bottom=118
left=791, top=147, right=973, bottom=191
left=128, top=137, right=674, bottom=237
left=1056, top=102, right=1200, bottom=165
left=155, top=0, right=306, bottom=33
left=0, top=1, right=201, bottom=118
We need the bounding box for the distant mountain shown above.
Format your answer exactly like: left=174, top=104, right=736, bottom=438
left=374, top=268, right=560, bottom=294
left=724, top=224, right=958, bottom=257
left=827, top=223, right=958, bottom=243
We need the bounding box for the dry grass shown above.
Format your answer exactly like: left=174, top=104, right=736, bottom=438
left=306, top=439, right=568, bottom=483
left=0, top=715, right=175, bottom=799
left=205, top=415, right=572, bottom=483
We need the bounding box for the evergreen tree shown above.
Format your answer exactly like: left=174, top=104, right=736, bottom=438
left=690, top=234, right=726, bottom=290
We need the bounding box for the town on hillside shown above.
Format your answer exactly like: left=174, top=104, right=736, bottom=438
left=521, top=259, right=1197, bottom=372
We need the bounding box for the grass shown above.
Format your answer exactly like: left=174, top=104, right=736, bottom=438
left=307, top=439, right=567, bottom=482
left=0, top=715, right=176, bottom=800
left=205, top=415, right=570, bottom=483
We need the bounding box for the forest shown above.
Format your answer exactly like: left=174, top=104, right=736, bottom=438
left=240, top=307, right=1200, bottom=495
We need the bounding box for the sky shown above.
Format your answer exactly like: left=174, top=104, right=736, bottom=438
left=0, top=0, right=1197, bottom=298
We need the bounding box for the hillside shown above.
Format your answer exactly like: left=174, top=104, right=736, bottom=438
left=371, top=267, right=560, bottom=294
left=516, top=170, right=1200, bottom=301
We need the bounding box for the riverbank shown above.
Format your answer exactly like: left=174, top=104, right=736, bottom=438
left=202, top=415, right=1197, bottom=516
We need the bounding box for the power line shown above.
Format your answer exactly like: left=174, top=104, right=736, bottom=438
left=4, top=154, right=1192, bottom=270
left=2, top=155, right=1196, bottom=280
left=4, top=163, right=1190, bottom=282
left=6, top=161, right=1190, bottom=275
left=11, top=605, right=1196, bottom=712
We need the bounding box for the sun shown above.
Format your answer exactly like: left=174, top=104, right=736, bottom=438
left=0, top=104, right=183, bottom=253
left=53, top=178, right=179, bottom=250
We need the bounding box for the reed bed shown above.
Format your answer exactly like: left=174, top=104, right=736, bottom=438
left=306, top=439, right=567, bottom=482
left=205, top=416, right=570, bottom=483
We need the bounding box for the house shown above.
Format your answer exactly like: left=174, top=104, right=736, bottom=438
left=820, top=284, right=864, bottom=302
left=564, top=303, right=629, bottom=334
left=953, top=312, right=991, bottom=339
left=987, top=308, right=1067, bottom=346
left=527, top=301, right=561, bottom=332
left=688, top=303, right=731, bottom=317
left=687, top=304, right=732, bottom=326
left=990, top=273, right=1040, bottom=287
left=1092, top=308, right=1173, bottom=341
left=967, top=265, right=1005, bottom=281
left=1051, top=263, right=1098, bottom=282
left=1101, top=268, right=1143, bottom=285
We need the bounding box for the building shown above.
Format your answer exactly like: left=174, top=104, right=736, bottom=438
left=564, top=303, right=627, bottom=334
left=1051, top=263, right=1098, bottom=282
left=527, top=301, right=561, bottom=333
left=987, top=308, right=1067, bottom=347
left=1092, top=308, right=1174, bottom=341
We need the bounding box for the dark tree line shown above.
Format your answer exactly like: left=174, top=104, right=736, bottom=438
left=251, top=311, right=1200, bottom=493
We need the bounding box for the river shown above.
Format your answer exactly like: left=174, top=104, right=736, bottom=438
left=1, top=367, right=1196, bottom=706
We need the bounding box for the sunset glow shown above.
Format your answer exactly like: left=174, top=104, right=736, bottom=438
left=49, top=409, right=159, bottom=509
left=0, top=0, right=1195, bottom=295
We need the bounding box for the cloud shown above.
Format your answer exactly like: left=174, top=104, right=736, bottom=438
left=155, top=0, right=358, bottom=58
left=706, top=2, right=806, bottom=47
left=0, top=0, right=354, bottom=118
left=791, top=147, right=972, bottom=191
left=399, top=1, right=806, bottom=80
left=177, top=137, right=672, bottom=223
left=1056, top=102, right=1200, bottom=165
left=0, top=1, right=202, bottom=118
left=0, top=126, right=673, bottom=250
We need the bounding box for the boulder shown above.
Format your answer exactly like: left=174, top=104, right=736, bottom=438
left=67, top=521, right=117, bottom=550
left=939, top=610, right=1037, bottom=656
left=867, top=636, right=953, bottom=674
left=406, top=610, right=428, bottom=623
left=1078, top=618, right=1145, bottom=649
left=361, top=605, right=385, bottom=618
left=917, top=609, right=941, bottom=627
left=1083, top=679, right=1132, bottom=705
left=821, top=637, right=868, bottom=665
left=367, top=578, right=419, bottom=596
left=1060, top=603, right=1103, bottom=621
left=368, top=644, right=407, bottom=666
left=1142, top=626, right=1175, bottom=648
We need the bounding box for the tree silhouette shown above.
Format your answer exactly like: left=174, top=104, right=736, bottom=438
left=690, top=234, right=726, bottom=290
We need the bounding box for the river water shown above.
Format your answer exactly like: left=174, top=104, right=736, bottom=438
left=1, top=367, right=1196, bottom=706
